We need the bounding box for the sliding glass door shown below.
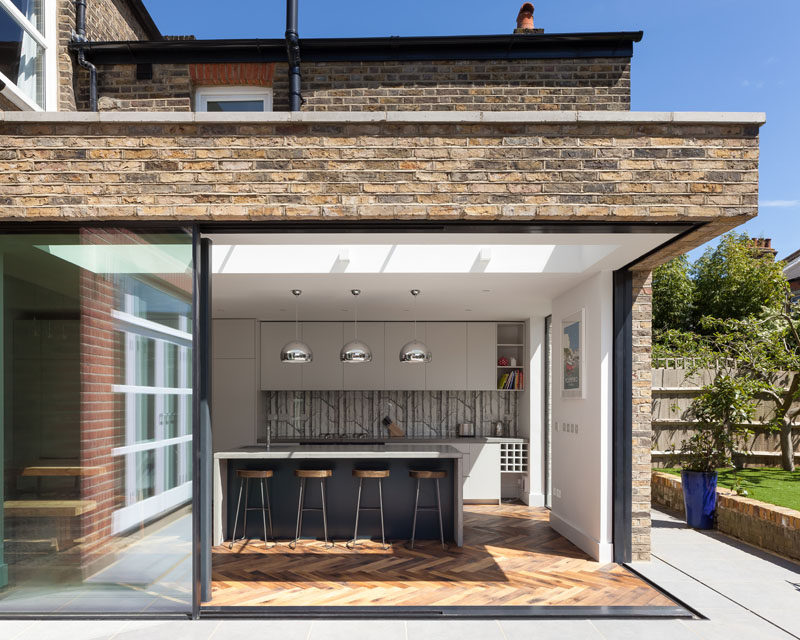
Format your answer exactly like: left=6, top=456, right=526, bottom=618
left=0, top=227, right=194, bottom=615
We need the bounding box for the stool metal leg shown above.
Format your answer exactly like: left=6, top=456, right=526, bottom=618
left=410, top=477, right=421, bottom=549
left=435, top=478, right=445, bottom=550
left=259, top=478, right=269, bottom=550
left=320, top=478, right=333, bottom=548
left=242, top=478, right=250, bottom=543
left=290, top=477, right=306, bottom=550
left=347, top=477, right=364, bottom=550
left=264, top=478, right=274, bottom=543
left=378, top=477, right=388, bottom=550
left=229, top=476, right=245, bottom=549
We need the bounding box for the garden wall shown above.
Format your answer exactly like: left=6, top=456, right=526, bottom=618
left=652, top=471, right=800, bottom=562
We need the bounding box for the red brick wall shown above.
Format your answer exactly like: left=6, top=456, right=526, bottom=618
left=78, top=228, right=119, bottom=570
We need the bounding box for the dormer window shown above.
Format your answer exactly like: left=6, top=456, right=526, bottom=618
left=194, top=85, right=273, bottom=112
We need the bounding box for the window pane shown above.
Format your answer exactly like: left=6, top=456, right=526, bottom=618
left=0, top=229, right=194, bottom=615
left=10, top=0, right=43, bottom=34
left=206, top=99, right=264, bottom=112
left=0, top=7, right=44, bottom=106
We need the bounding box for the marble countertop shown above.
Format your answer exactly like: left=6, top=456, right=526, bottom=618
left=214, top=444, right=464, bottom=460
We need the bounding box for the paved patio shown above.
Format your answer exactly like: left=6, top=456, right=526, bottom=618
left=0, top=508, right=798, bottom=639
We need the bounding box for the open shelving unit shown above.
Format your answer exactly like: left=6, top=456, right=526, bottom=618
left=496, top=322, right=525, bottom=391
left=500, top=442, right=529, bottom=472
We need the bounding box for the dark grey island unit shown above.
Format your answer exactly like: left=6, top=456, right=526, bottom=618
left=212, top=444, right=464, bottom=547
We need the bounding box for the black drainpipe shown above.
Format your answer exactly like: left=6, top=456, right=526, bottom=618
left=73, top=0, right=98, bottom=111
left=285, top=0, right=302, bottom=111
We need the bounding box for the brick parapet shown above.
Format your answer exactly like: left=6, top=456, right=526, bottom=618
left=0, top=116, right=762, bottom=249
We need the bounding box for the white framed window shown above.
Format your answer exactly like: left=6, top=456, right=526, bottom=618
left=194, top=85, right=273, bottom=112
left=0, top=0, right=57, bottom=110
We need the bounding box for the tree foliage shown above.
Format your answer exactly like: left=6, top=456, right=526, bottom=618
left=691, top=233, right=789, bottom=325
left=653, top=254, right=695, bottom=334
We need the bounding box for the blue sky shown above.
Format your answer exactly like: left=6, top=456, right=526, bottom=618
left=144, top=0, right=800, bottom=261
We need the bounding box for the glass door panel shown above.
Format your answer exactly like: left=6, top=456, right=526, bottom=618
left=0, top=228, right=193, bottom=614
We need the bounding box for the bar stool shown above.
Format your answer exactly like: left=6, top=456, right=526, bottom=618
left=290, top=469, right=334, bottom=549
left=408, top=469, right=447, bottom=550
left=229, top=469, right=274, bottom=550
left=347, top=469, right=390, bottom=550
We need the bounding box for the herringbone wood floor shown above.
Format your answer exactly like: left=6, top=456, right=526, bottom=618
left=208, top=503, right=675, bottom=607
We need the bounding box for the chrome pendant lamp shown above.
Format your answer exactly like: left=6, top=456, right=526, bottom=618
left=340, top=289, right=372, bottom=363
left=399, top=289, right=432, bottom=363
left=280, top=289, right=313, bottom=363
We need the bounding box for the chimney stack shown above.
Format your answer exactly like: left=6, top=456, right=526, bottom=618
left=514, top=3, right=543, bottom=34
left=749, top=238, right=778, bottom=259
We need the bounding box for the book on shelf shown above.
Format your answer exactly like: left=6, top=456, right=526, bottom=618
left=497, top=368, right=524, bottom=390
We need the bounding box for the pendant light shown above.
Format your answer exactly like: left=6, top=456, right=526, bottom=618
left=340, top=289, right=372, bottom=363
left=280, top=289, right=313, bottom=363
left=399, top=289, right=432, bottom=363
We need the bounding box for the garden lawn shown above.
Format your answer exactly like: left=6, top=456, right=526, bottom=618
left=659, top=467, right=800, bottom=512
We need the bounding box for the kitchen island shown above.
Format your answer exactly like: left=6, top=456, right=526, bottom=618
left=212, top=444, right=463, bottom=547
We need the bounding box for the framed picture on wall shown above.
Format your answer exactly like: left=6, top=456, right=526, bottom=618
left=561, top=309, right=585, bottom=399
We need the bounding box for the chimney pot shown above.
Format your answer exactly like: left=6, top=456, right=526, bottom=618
left=516, top=3, right=535, bottom=31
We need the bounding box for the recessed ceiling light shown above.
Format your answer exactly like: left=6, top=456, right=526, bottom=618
left=279, top=308, right=287, bottom=312
left=481, top=289, right=492, bottom=293
left=465, top=308, right=473, bottom=312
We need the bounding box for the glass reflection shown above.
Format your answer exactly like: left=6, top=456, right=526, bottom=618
left=0, top=229, right=193, bottom=614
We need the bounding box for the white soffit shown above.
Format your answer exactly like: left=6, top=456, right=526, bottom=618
left=206, top=232, right=676, bottom=321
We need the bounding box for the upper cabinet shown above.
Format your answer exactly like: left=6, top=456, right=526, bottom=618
left=342, top=322, right=385, bottom=390
left=466, top=322, right=497, bottom=390
left=213, top=319, right=255, bottom=359
left=258, top=320, right=506, bottom=391
left=260, top=322, right=301, bottom=390
left=424, top=322, right=467, bottom=390
left=384, top=322, right=426, bottom=390
left=300, top=322, right=344, bottom=391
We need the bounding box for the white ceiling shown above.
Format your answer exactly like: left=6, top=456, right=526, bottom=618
left=206, top=233, right=675, bottom=321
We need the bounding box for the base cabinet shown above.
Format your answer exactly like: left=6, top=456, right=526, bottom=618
left=463, top=443, right=501, bottom=502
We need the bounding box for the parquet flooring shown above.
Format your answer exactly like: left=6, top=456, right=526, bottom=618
left=208, top=503, right=676, bottom=608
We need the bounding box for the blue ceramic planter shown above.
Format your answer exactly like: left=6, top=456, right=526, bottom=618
left=681, top=470, right=718, bottom=529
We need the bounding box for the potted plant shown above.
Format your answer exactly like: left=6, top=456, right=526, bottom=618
left=670, top=375, right=757, bottom=529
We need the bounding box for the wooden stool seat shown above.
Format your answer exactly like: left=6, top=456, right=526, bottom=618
left=295, top=469, right=333, bottom=479
left=236, top=469, right=273, bottom=479
left=409, top=470, right=447, bottom=480
left=353, top=469, right=390, bottom=479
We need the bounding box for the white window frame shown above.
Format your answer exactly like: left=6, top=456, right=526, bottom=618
left=110, top=294, right=193, bottom=534
left=0, top=0, right=57, bottom=110
left=194, top=85, right=273, bottom=112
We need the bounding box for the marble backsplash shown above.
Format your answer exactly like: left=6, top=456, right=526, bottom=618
left=261, top=390, right=519, bottom=441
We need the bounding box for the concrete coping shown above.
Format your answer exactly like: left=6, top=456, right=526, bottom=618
left=0, top=110, right=767, bottom=126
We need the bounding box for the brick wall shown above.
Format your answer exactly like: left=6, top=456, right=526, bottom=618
left=78, top=228, right=120, bottom=572
left=0, top=115, right=760, bottom=238
left=271, top=57, right=631, bottom=112
left=631, top=271, right=653, bottom=560
left=91, top=64, right=192, bottom=112
left=59, top=0, right=155, bottom=111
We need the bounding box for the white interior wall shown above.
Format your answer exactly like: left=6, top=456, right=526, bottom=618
left=524, top=316, right=545, bottom=506
left=549, top=271, right=614, bottom=562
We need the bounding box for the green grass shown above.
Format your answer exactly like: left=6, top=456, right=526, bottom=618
left=658, top=467, right=800, bottom=512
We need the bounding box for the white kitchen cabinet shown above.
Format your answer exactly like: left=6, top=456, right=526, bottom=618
left=384, top=322, right=427, bottom=390
left=260, top=322, right=301, bottom=390
left=424, top=322, right=467, bottom=390
left=300, top=322, right=344, bottom=390
left=467, top=322, right=497, bottom=390
left=212, top=358, right=256, bottom=451
left=213, top=319, right=255, bottom=359
left=463, top=443, right=501, bottom=502
left=342, top=322, right=385, bottom=390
